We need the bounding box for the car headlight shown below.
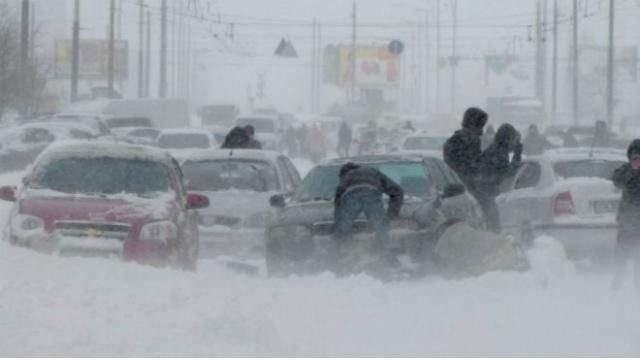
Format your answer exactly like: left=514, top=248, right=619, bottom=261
left=140, top=221, right=178, bottom=242
left=243, top=211, right=274, bottom=229
left=11, top=214, right=45, bottom=233
left=269, top=225, right=312, bottom=241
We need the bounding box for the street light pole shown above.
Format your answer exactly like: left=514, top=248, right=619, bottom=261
left=350, top=0, right=357, bottom=105
left=606, top=0, right=615, bottom=126
left=137, top=0, right=144, bottom=98
left=71, top=0, right=80, bottom=102
left=107, top=0, right=115, bottom=97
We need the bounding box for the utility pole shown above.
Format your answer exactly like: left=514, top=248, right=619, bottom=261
left=350, top=0, right=357, bottom=105
left=137, top=0, right=144, bottom=98
left=311, top=18, right=317, bottom=112
left=145, top=11, right=151, bottom=98
left=317, top=24, right=323, bottom=112
left=159, top=0, right=167, bottom=98
left=535, top=0, right=541, bottom=100
left=425, top=10, right=431, bottom=115
left=71, top=0, right=80, bottom=102
left=606, top=0, right=615, bottom=126
left=107, top=0, right=116, bottom=97
left=20, top=0, right=29, bottom=108
left=551, top=0, right=558, bottom=121
left=572, top=0, right=579, bottom=124
left=435, top=0, right=441, bottom=113
left=450, top=0, right=458, bottom=115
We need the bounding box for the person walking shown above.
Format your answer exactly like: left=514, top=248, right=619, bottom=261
left=611, top=139, right=640, bottom=290
left=333, top=163, right=404, bottom=270
left=475, top=124, right=523, bottom=233
left=337, top=121, right=353, bottom=157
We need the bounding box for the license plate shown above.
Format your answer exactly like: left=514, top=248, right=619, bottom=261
left=593, top=200, right=618, bottom=214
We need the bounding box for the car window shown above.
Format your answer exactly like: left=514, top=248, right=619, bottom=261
left=282, top=157, right=302, bottom=184
left=23, top=128, right=55, bottom=144
left=277, top=157, right=295, bottom=192
left=158, top=134, right=211, bottom=149
left=181, top=159, right=280, bottom=192
left=424, top=159, right=448, bottom=192
left=553, top=160, right=625, bottom=180
left=514, top=162, right=542, bottom=190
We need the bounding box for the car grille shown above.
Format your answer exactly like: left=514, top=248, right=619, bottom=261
left=313, top=220, right=370, bottom=236
left=199, top=215, right=241, bottom=228
left=55, top=221, right=130, bottom=240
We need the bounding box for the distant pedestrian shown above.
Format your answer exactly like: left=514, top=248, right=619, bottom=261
left=523, top=125, right=553, bottom=155
left=337, top=121, right=353, bottom=157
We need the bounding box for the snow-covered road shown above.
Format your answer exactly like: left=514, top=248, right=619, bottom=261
left=1, top=169, right=639, bottom=357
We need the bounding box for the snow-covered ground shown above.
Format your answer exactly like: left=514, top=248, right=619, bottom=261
left=1, top=171, right=640, bottom=357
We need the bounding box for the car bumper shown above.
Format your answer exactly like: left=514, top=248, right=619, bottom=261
left=532, top=223, right=617, bottom=258
left=198, top=225, right=266, bottom=258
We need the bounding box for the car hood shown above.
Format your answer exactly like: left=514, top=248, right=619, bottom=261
left=17, top=190, right=176, bottom=231
left=196, top=190, right=274, bottom=218
left=272, top=197, right=425, bottom=228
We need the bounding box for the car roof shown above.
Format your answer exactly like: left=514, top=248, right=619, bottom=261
left=37, top=140, right=172, bottom=164
left=182, top=149, right=281, bottom=163
left=322, top=154, right=425, bottom=166
left=532, top=147, right=627, bottom=162
left=158, top=128, right=212, bottom=136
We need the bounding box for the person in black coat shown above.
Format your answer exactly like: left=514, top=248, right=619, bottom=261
left=443, top=107, right=488, bottom=191
left=611, top=139, right=640, bottom=289
left=475, top=123, right=523, bottom=232
left=334, top=163, right=404, bottom=265
left=221, top=125, right=262, bottom=149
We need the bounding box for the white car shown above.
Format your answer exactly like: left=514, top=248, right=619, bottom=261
left=180, top=149, right=302, bottom=258
left=496, top=147, right=626, bottom=259
left=400, top=133, right=448, bottom=159
left=156, top=128, right=217, bottom=162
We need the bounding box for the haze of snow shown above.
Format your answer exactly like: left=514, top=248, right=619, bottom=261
left=1, top=171, right=639, bottom=357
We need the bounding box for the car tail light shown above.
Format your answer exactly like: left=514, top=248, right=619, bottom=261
left=554, top=191, right=575, bottom=217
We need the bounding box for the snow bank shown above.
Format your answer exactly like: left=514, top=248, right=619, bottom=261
left=0, top=234, right=639, bottom=357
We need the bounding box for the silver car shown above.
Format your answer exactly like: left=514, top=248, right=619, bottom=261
left=496, top=147, right=627, bottom=259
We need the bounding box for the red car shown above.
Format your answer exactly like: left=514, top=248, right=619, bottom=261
left=0, top=142, right=209, bottom=270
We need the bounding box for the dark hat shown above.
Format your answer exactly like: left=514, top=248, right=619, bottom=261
left=462, top=107, right=488, bottom=130
left=627, top=139, right=640, bottom=159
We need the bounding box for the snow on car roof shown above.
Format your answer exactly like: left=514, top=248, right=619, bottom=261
left=540, top=147, right=627, bottom=162
left=158, top=128, right=212, bottom=136
left=35, top=140, right=172, bottom=165
left=182, top=148, right=281, bottom=163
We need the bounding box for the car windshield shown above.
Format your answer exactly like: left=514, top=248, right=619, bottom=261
left=31, top=156, right=170, bottom=196
left=158, top=133, right=210, bottom=149
left=553, top=160, right=625, bottom=180
left=295, top=161, right=430, bottom=201
left=106, top=117, right=152, bottom=128
left=236, top=118, right=276, bottom=133
left=181, top=159, right=279, bottom=192
left=129, top=128, right=160, bottom=139
left=403, top=137, right=446, bottom=151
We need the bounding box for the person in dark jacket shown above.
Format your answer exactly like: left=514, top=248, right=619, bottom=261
left=611, top=139, right=640, bottom=289
left=244, top=125, right=262, bottom=149
left=523, top=124, right=553, bottom=155
left=337, top=121, right=353, bottom=157
left=221, top=126, right=250, bottom=149
left=443, top=107, right=488, bottom=191
left=475, top=123, right=523, bottom=232
left=334, top=163, right=404, bottom=265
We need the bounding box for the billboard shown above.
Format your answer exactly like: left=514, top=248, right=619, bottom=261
left=55, top=39, right=129, bottom=80
left=324, top=45, right=400, bottom=88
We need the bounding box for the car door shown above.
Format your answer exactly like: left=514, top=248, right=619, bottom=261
left=496, top=161, right=543, bottom=233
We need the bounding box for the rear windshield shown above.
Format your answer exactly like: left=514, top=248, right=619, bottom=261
left=295, top=162, right=430, bottom=201
left=403, top=137, right=446, bottom=151
left=553, top=160, right=625, bottom=180
left=236, top=118, right=276, bottom=133
left=182, top=159, right=279, bottom=192
left=32, top=157, right=170, bottom=196
left=107, top=117, right=152, bottom=128
left=158, top=134, right=211, bottom=149
left=129, top=128, right=160, bottom=139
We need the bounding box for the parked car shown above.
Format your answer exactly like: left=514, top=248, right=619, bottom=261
left=44, top=113, right=114, bottom=139
left=181, top=149, right=302, bottom=258
left=235, top=115, right=282, bottom=150
left=0, top=122, right=96, bottom=173
left=122, top=127, right=161, bottom=146
left=156, top=128, right=218, bottom=161
left=265, top=154, right=484, bottom=277
left=496, top=147, right=626, bottom=259
left=0, top=142, right=209, bottom=269
left=103, top=116, right=153, bottom=138
left=400, top=133, right=448, bottom=158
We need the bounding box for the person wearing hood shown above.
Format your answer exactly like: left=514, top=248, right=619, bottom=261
left=475, top=123, right=523, bottom=232
left=333, top=163, right=404, bottom=268
left=611, top=139, right=640, bottom=289
left=523, top=124, right=553, bottom=155
left=244, top=125, right=262, bottom=149
left=443, top=107, right=488, bottom=191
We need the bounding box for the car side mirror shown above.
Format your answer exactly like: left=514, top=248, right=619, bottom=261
left=0, top=186, right=17, bottom=202
left=186, top=192, right=209, bottom=209
left=269, top=194, right=286, bottom=209
left=441, top=184, right=465, bottom=199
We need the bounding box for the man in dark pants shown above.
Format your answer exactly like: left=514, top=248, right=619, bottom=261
left=334, top=163, right=404, bottom=268
left=611, top=139, right=640, bottom=289
left=475, top=124, right=523, bottom=233
left=443, top=107, right=488, bottom=192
